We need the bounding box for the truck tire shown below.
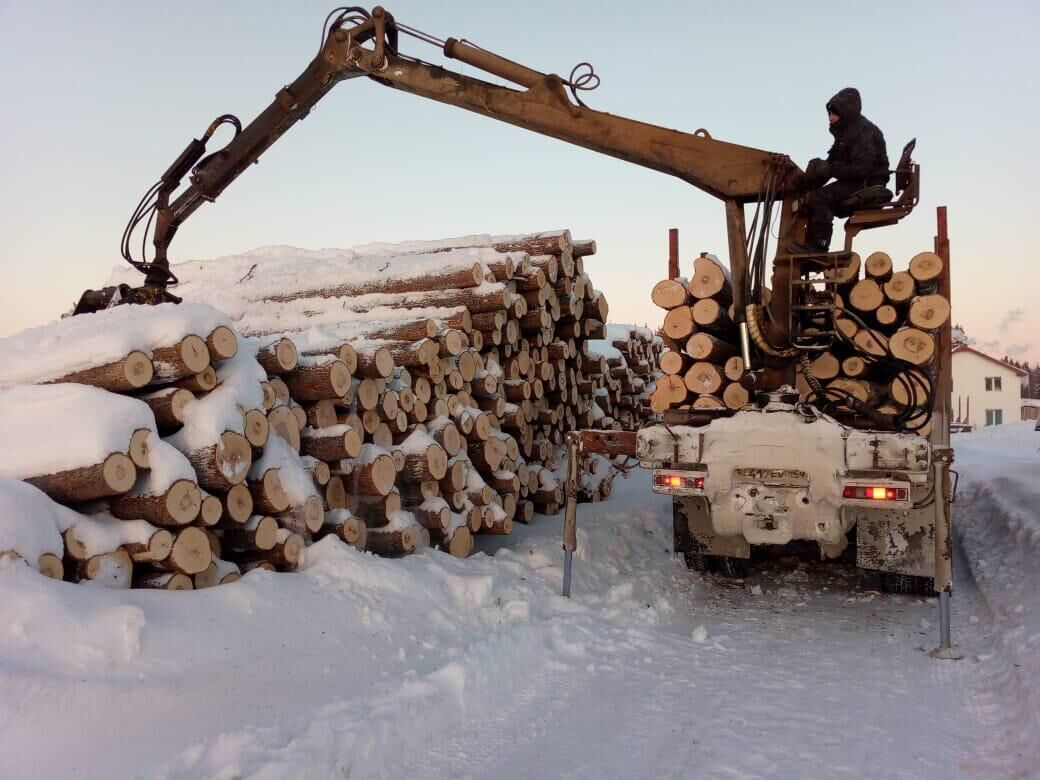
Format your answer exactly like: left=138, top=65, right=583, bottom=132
left=683, top=552, right=710, bottom=572
left=683, top=552, right=748, bottom=578
left=879, top=572, right=935, bottom=596
left=714, top=556, right=749, bottom=579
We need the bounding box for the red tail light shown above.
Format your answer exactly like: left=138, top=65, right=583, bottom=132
left=654, top=473, right=704, bottom=490
left=652, top=471, right=705, bottom=494
left=842, top=485, right=909, bottom=502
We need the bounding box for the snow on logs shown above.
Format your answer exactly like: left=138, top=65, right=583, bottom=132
left=0, top=230, right=661, bottom=588
left=649, top=248, right=948, bottom=433
left=0, top=384, right=155, bottom=503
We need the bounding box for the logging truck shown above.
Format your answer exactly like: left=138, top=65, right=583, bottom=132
left=75, top=8, right=953, bottom=628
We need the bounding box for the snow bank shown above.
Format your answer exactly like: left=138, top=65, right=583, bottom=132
left=0, top=303, right=231, bottom=386
left=953, top=422, right=1040, bottom=769
left=0, top=463, right=1033, bottom=778
left=0, top=478, right=66, bottom=564
left=0, top=384, right=155, bottom=476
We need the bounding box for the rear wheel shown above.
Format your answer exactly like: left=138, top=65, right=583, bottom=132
left=683, top=552, right=710, bottom=572
left=879, top=571, right=935, bottom=596
left=715, top=556, right=749, bottom=579
left=682, top=552, right=748, bottom=578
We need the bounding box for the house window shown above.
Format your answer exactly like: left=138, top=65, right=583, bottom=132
left=985, top=376, right=1002, bottom=391
left=985, top=409, right=1003, bottom=426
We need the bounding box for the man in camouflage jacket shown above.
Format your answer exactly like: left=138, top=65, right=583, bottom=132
left=800, top=87, right=890, bottom=251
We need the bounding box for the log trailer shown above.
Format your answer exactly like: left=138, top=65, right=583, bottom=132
left=76, top=7, right=957, bottom=655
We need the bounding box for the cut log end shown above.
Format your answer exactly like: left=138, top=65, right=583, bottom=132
left=37, top=553, right=64, bottom=580
left=128, top=428, right=152, bottom=470
left=168, top=527, right=213, bottom=575
left=206, top=325, right=239, bottom=360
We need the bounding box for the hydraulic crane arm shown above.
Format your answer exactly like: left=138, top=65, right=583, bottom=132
left=111, top=6, right=799, bottom=306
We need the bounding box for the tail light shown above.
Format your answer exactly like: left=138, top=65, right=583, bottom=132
left=841, top=482, right=910, bottom=504
left=652, top=470, right=706, bottom=495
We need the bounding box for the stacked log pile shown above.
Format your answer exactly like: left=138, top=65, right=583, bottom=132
left=649, top=253, right=749, bottom=413
left=588, top=325, right=663, bottom=429
left=0, top=230, right=659, bottom=586
left=648, top=250, right=949, bottom=433
left=0, top=305, right=331, bottom=587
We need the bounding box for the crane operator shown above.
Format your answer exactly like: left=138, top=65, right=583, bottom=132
left=791, top=87, right=891, bottom=253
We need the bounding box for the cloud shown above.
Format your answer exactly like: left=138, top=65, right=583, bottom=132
left=977, top=339, right=1001, bottom=353
left=1006, top=343, right=1033, bottom=356
left=998, top=308, right=1024, bottom=331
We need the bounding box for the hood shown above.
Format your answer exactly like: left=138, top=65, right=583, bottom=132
left=826, top=87, right=862, bottom=121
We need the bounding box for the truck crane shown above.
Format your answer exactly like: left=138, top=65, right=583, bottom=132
left=74, top=7, right=958, bottom=656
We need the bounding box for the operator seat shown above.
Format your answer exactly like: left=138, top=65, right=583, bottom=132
left=840, top=139, right=920, bottom=251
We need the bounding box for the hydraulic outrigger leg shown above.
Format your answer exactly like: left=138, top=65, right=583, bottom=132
left=930, top=450, right=962, bottom=660
left=561, top=430, right=638, bottom=597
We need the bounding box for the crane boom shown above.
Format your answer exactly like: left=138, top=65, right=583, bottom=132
left=110, top=7, right=800, bottom=311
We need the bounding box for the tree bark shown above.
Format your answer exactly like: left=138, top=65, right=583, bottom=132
left=223, top=515, right=279, bottom=552
left=301, top=425, right=363, bottom=461
left=109, top=478, right=202, bottom=527
left=24, top=452, right=136, bottom=504
left=256, top=338, right=299, bottom=374
left=283, top=359, right=351, bottom=400
left=47, top=350, right=153, bottom=392
left=365, top=525, right=418, bottom=556
left=138, top=387, right=195, bottom=431
left=151, top=335, right=211, bottom=384
left=206, top=325, right=238, bottom=361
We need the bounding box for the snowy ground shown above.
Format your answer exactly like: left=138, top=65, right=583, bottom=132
left=1, top=425, right=1038, bottom=779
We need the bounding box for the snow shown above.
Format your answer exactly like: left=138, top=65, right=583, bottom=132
left=0, top=478, right=66, bottom=563
left=64, top=513, right=164, bottom=558
left=586, top=340, right=622, bottom=361
left=0, top=303, right=231, bottom=386
left=249, top=434, right=318, bottom=506
left=0, top=426, right=1037, bottom=778
left=951, top=421, right=1040, bottom=767
left=167, top=347, right=266, bottom=452
left=138, top=435, right=197, bottom=490
left=105, top=242, right=518, bottom=341
left=0, top=384, right=156, bottom=477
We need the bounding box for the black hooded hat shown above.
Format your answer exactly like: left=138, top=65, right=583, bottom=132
left=826, top=87, right=862, bottom=121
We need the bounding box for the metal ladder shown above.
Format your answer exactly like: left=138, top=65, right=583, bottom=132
left=779, top=250, right=853, bottom=351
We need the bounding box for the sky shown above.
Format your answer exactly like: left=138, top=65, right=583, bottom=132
left=1, top=0, right=1038, bottom=364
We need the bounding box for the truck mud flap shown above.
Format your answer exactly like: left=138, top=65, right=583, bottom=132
left=674, top=497, right=750, bottom=559
left=851, top=505, right=935, bottom=578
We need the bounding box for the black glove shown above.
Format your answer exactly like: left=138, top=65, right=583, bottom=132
left=804, top=158, right=831, bottom=187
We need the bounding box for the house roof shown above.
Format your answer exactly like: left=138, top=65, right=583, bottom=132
left=952, top=344, right=1028, bottom=375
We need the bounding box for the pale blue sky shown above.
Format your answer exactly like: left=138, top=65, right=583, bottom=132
left=1, top=0, right=1037, bottom=363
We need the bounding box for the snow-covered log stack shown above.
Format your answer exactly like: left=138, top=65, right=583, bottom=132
left=0, top=230, right=662, bottom=586
left=0, top=303, right=344, bottom=587
left=587, top=325, right=662, bottom=430
left=648, top=250, right=948, bottom=433
left=104, top=230, right=656, bottom=531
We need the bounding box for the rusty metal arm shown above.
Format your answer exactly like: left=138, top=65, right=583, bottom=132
left=349, top=37, right=789, bottom=202
left=139, top=6, right=798, bottom=294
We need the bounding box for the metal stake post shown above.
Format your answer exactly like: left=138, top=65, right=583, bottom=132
left=930, top=454, right=962, bottom=659
left=561, top=432, right=580, bottom=597
left=929, top=207, right=962, bottom=660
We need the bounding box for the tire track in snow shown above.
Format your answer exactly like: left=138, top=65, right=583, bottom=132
left=410, top=552, right=1011, bottom=779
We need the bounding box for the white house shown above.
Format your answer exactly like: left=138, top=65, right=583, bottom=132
left=952, top=345, right=1026, bottom=429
